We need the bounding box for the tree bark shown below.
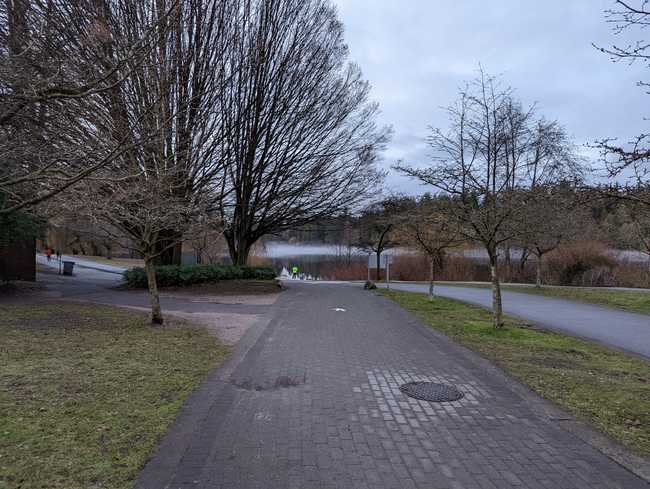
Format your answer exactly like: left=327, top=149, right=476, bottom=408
left=225, top=232, right=252, bottom=266
left=518, top=247, right=530, bottom=273
left=535, top=254, right=543, bottom=288
left=144, top=257, right=163, bottom=325
left=428, top=255, right=435, bottom=300
left=154, top=231, right=183, bottom=266
left=504, top=243, right=512, bottom=280
left=489, top=253, right=504, bottom=328
left=376, top=250, right=381, bottom=281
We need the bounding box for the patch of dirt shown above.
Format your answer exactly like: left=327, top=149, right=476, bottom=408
left=165, top=311, right=261, bottom=346
left=514, top=322, right=545, bottom=331
left=160, top=280, right=282, bottom=296
left=162, top=293, right=280, bottom=306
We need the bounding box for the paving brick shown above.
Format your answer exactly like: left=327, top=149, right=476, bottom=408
left=136, top=283, right=648, bottom=489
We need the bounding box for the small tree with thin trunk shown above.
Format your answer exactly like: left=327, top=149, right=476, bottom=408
left=512, top=185, right=586, bottom=287
left=356, top=199, right=404, bottom=281
left=396, top=197, right=463, bottom=299
left=395, top=70, right=581, bottom=327
left=618, top=190, right=650, bottom=280
left=72, top=173, right=205, bottom=325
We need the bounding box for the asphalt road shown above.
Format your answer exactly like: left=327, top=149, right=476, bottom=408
left=383, top=283, right=650, bottom=358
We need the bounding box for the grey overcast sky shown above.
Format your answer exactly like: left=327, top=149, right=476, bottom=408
left=333, top=0, right=649, bottom=194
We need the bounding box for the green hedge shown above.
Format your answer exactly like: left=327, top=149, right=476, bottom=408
left=123, top=264, right=277, bottom=288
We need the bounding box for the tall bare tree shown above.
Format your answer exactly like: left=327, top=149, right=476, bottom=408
left=69, top=0, right=234, bottom=324
left=500, top=99, right=582, bottom=275
left=214, top=0, right=388, bottom=265
left=0, top=0, right=171, bottom=217
left=396, top=70, right=581, bottom=327
left=595, top=1, right=650, bottom=199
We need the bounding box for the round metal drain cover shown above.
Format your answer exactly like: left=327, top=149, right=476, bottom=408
left=399, top=382, right=463, bottom=402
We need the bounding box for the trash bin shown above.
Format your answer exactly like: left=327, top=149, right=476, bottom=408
left=62, top=261, right=75, bottom=276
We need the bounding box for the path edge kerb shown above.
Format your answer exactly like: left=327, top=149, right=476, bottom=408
left=133, top=295, right=286, bottom=489
left=373, top=290, right=650, bottom=483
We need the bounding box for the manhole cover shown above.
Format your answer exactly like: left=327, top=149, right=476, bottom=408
left=399, top=382, right=463, bottom=402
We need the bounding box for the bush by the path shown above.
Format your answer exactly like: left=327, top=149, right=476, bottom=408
left=123, top=264, right=277, bottom=288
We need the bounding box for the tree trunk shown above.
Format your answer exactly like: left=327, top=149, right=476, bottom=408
left=154, top=230, right=182, bottom=266
left=376, top=250, right=381, bottom=281
left=225, top=231, right=253, bottom=266
left=535, top=254, right=543, bottom=288
left=504, top=243, right=512, bottom=280
left=518, top=247, right=530, bottom=273
left=428, top=255, right=435, bottom=300
left=489, top=253, right=504, bottom=328
left=144, top=257, right=163, bottom=325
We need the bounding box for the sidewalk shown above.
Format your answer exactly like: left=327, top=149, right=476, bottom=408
left=136, top=282, right=647, bottom=489
left=37, top=253, right=127, bottom=274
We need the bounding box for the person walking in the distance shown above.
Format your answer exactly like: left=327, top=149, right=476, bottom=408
left=292, top=265, right=299, bottom=279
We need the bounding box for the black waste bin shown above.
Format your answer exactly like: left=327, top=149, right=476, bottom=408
left=62, top=261, right=75, bottom=276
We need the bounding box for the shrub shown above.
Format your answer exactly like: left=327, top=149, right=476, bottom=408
left=545, top=242, right=617, bottom=286
left=123, top=264, right=277, bottom=288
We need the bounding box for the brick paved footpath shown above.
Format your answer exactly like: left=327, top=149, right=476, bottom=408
left=136, top=282, right=648, bottom=489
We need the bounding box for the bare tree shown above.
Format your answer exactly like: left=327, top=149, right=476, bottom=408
left=214, top=0, right=389, bottom=265
left=356, top=199, right=404, bottom=281
left=67, top=0, right=234, bottom=324
left=74, top=174, right=206, bottom=324
left=187, top=216, right=226, bottom=265
left=395, top=70, right=581, bottom=327
left=513, top=185, right=587, bottom=287
left=595, top=1, right=650, bottom=196
left=0, top=1, right=174, bottom=217
left=396, top=197, right=463, bottom=299
left=618, top=190, right=650, bottom=276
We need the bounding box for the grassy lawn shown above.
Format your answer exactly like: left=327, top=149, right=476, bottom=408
left=501, top=285, right=650, bottom=316
left=379, top=289, right=650, bottom=458
left=439, top=281, right=650, bottom=315
left=0, top=303, right=228, bottom=489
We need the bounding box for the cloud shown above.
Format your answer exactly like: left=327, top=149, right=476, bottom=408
left=333, top=0, right=649, bottom=194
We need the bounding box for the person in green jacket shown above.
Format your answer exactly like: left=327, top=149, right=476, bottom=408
left=291, top=265, right=299, bottom=279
